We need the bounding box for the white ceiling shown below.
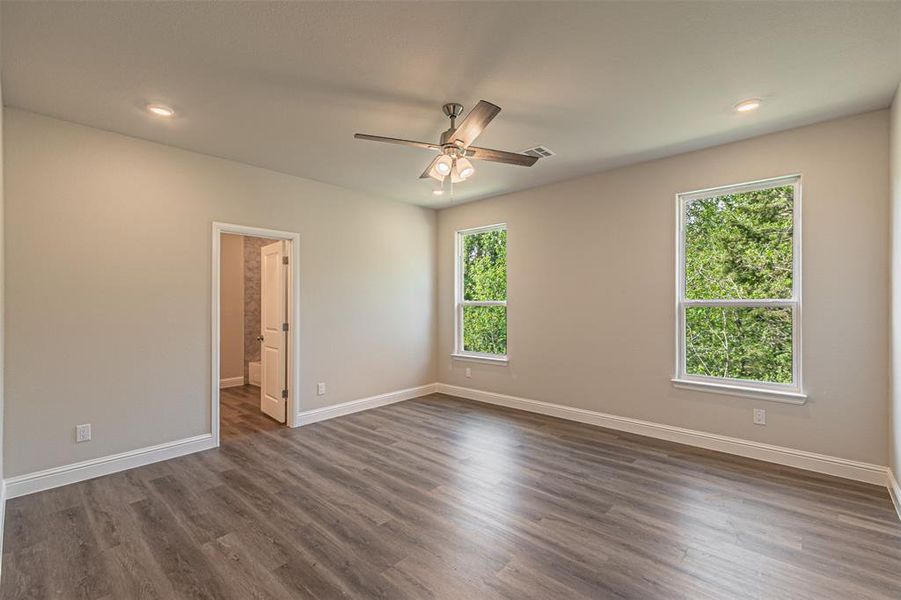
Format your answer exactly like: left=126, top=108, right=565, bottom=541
left=3, top=1, right=900, bottom=208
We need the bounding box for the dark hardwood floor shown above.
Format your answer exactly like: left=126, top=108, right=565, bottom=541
left=2, top=385, right=900, bottom=599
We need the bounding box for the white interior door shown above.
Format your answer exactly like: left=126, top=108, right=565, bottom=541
left=260, top=240, right=287, bottom=423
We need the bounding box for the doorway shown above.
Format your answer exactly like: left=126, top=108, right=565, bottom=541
left=211, top=222, right=301, bottom=446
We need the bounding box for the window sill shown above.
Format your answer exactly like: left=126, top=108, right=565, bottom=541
left=451, top=353, right=508, bottom=366
left=671, top=378, right=807, bottom=405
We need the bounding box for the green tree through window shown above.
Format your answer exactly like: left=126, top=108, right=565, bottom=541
left=680, top=181, right=797, bottom=386
left=459, top=227, right=507, bottom=356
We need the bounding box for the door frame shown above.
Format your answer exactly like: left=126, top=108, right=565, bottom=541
left=211, top=222, right=301, bottom=445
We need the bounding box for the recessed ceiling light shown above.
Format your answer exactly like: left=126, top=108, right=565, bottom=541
left=146, top=103, right=175, bottom=118
left=735, top=99, right=761, bottom=113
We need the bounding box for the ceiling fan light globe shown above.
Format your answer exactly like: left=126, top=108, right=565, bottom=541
left=455, top=157, right=475, bottom=180
left=435, top=155, right=453, bottom=175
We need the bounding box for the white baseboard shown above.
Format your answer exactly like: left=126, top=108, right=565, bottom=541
left=5, top=380, right=895, bottom=523
left=296, top=383, right=437, bottom=426
left=888, top=469, right=901, bottom=522
left=435, top=383, right=890, bottom=487
left=219, top=376, right=245, bottom=389
left=1, top=383, right=437, bottom=500
left=4, top=434, right=216, bottom=499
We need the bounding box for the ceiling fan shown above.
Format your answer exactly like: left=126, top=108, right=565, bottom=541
left=354, top=101, right=539, bottom=195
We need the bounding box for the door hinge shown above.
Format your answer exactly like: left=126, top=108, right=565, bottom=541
left=281, top=389, right=288, bottom=399
left=282, top=322, right=289, bottom=332
left=282, top=256, right=289, bottom=265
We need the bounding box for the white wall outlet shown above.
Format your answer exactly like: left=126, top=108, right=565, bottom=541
left=465, top=367, right=472, bottom=378
left=753, top=408, right=766, bottom=425
left=317, top=382, right=326, bottom=396
left=76, top=424, right=92, bottom=442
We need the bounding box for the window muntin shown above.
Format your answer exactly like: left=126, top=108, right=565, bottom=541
left=676, top=176, right=801, bottom=393
left=456, top=224, right=507, bottom=359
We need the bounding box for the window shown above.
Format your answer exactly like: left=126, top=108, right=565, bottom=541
left=454, top=224, right=507, bottom=362
left=674, top=175, right=804, bottom=402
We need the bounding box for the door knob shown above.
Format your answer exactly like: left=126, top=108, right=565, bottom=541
left=256, top=335, right=264, bottom=342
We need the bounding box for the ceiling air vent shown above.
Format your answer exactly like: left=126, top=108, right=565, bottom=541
left=522, top=145, right=556, bottom=159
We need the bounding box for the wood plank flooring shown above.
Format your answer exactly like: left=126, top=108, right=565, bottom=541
left=2, top=385, right=900, bottom=599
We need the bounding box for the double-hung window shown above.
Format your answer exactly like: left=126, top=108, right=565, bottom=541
left=454, top=224, right=507, bottom=362
left=674, top=175, right=804, bottom=402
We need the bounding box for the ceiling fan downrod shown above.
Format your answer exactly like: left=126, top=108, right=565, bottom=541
left=442, top=103, right=464, bottom=129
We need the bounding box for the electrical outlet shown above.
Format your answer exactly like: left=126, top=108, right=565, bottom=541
left=76, top=424, right=92, bottom=442
left=465, top=368, right=471, bottom=378
left=753, top=408, right=766, bottom=425
left=317, top=382, right=326, bottom=396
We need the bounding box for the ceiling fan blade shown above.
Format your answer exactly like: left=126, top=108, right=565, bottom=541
left=354, top=133, right=440, bottom=151
left=450, top=100, right=501, bottom=147
left=466, top=146, right=539, bottom=167
left=419, top=155, right=441, bottom=179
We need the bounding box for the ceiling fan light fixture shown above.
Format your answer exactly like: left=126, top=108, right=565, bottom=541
left=435, top=155, right=453, bottom=175
left=426, top=163, right=445, bottom=182
left=455, top=157, right=475, bottom=179
left=443, top=158, right=461, bottom=184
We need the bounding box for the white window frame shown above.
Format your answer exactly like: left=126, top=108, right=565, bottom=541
left=453, top=223, right=508, bottom=365
left=673, top=175, right=806, bottom=404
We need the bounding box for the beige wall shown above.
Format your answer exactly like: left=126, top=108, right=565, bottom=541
left=891, top=84, right=901, bottom=482
left=438, top=110, right=890, bottom=465
left=219, top=234, right=244, bottom=381
left=3, top=109, right=437, bottom=477
left=0, top=38, right=5, bottom=498
left=2, top=105, right=892, bottom=478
